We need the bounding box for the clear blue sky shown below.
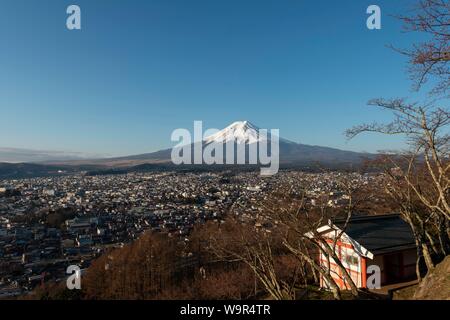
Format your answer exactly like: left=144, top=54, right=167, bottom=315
left=0, top=0, right=430, bottom=156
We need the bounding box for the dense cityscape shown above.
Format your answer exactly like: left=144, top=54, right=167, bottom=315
left=0, top=170, right=377, bottom=298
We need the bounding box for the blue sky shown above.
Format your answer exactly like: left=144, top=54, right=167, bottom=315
left=0, top=0, right=431, bottom=156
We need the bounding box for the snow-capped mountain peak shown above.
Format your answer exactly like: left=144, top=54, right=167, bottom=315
left=204, top=121, right=264, bottom=144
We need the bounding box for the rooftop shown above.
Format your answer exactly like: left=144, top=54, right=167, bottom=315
left=333, top=214, right=416, bottom=255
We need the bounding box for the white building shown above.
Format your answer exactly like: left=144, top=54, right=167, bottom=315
left=316, top=214, right=417, bottom=289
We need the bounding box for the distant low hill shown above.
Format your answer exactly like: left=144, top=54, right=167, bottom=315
left=0, top=163, right=101, bottom=180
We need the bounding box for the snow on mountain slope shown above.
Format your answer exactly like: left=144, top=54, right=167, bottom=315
left=204, top=121, right=288, bottom=144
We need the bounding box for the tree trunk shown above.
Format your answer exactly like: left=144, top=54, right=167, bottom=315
left=437, top=218, right=450, bottom=256
left=421, top=242, right=435, bottom=271
left=320, top=270, right=342, bottom=300
left=425, top=230, right=440, bottom=256
left=415, top=244, right=422, bottom=283
left=284, top=242, right=342, bottom=300
left=320, top=242, right=359, bottom=298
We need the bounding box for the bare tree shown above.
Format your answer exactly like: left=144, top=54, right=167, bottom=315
left=346, top=99, right=450, bottom=275
left=208, top=218, right=297, bottom=300
left=254, top=174, right=372, bottom=300
left=394, top=0, right=449, bottom=96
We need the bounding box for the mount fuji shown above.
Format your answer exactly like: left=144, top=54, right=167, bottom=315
left=203, top=121, right=280, bottom=144
left=0, top=121, right=375, bottom=178
left=55, top=121, right=372, bottom=168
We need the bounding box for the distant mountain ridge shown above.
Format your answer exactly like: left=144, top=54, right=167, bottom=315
left=99, top=120, right=372, bottom=166
left=0, top=121, right=375, bottom=179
